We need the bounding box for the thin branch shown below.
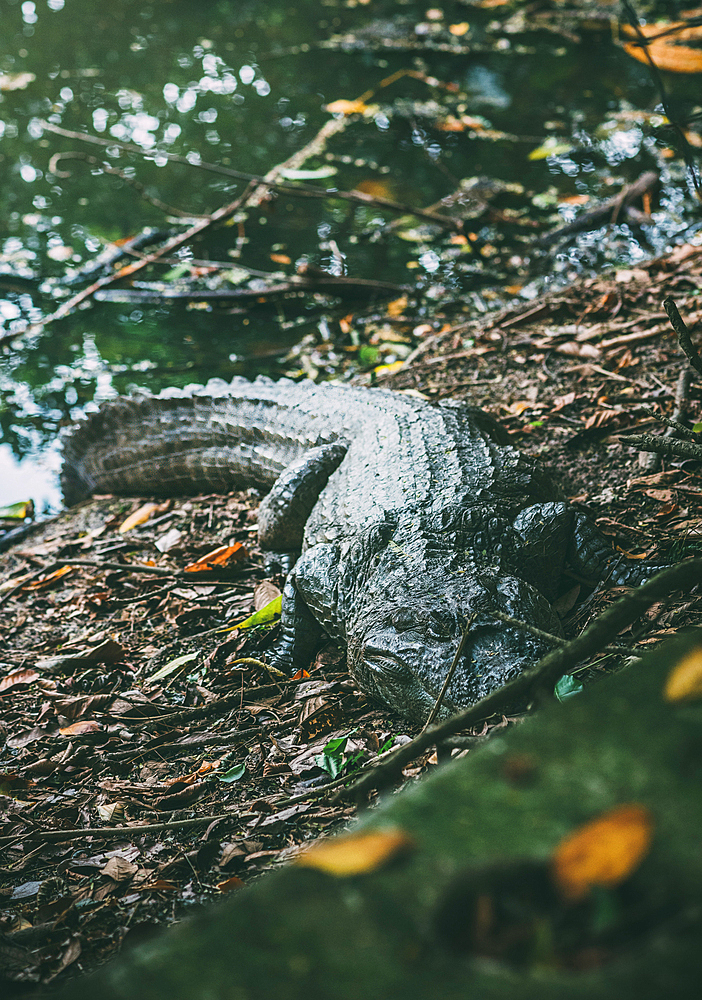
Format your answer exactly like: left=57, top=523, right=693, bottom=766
left=664, top=296, right=702, bottom=378
left=420, top=615, right=475, bottom=733
left=38, top=120, right=464, bottom=230
left=620, top=433, right=702, bottom=461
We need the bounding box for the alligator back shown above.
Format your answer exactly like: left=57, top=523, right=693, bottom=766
left=61, top=377, right=558, bottom=535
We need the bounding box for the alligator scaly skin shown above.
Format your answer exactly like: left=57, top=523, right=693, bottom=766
left=61, top=377, right=633, bottom=721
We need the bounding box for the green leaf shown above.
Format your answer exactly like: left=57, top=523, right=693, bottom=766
left=555, top=673, right=584, bottom=702
left=227, top=595, right=282, bottom=631
left=528, top=139, right=573, bottom=161
left=148, top=651, right=199, bottom=682
left=0, top=500, right=34, bottom=520
left=218, top=763, right=246, bottom=782
left=692, top=422, right=702, bottom=434
left=162, top=263, right=192, bottom=281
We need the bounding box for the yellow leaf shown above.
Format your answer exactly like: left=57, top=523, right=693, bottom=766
left=386, top=296, right=408, bottom=317
left=449, top=22, right=470, bottom=36
left=664, top=645, right=702, bottom=702
left=528, top=139, right=574, bottom=161
left=118, top=502, right=160, bottom=533
left=325, top=99, right=369, bottom=115
left=297, top=828, right=414, bottom=876
left=622, top=22, right=702, bottom=74
left=374, top=360, right=405, bottom=376
left=552, top=804, right=654, bottom=901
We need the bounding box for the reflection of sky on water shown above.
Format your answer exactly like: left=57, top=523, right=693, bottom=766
left=0, top=442, right=61, bottom=513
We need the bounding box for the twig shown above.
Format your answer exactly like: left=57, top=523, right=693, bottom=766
left=334, top=558, right=702, bottom=802
left=0, top=813, right=240, bottom=847
left=623, top=434, right=702, bottom=461
left=640, top=407, right=697, bottom=441
left=38, top=120, right=463, bottom=231
left=664, top=296, right=702, bottom=378
left=420, top=615, right=475, bottom=733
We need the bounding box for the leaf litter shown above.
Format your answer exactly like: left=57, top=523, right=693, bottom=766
left=2, top=242, right=702, bottom=989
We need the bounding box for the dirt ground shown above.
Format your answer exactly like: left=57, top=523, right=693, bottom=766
left=1, top=241, right=702, bottom=992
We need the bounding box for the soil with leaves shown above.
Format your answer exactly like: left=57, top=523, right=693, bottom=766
left=2, top=242, right=702, bottom=992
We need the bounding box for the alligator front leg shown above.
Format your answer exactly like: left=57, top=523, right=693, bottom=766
left=270, top=542, right=343, bottom=674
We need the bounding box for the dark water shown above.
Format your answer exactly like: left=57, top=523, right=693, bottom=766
left=0, top=0, right=699, bottom=509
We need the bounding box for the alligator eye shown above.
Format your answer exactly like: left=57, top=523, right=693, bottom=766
left=391, top=608, right=415, bottom=631
left=427, top=610, right=453, bottom=638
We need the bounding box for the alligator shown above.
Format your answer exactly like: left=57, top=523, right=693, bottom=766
left=61, top=377, right=644, bottom=722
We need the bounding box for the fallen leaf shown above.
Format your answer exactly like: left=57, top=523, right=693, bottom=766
left=269, top=253, right=292, bottom=265
left=101, top=856, right=138, bottom=881
left=217, top=876, right=245, bottom=892
left=325, top=99, right=369, bottom=115
left=664, top=645, right=702, bottom=702
left=226, top=594, right=282, bottom=631
left=297, top=828, right=414, bottom=876
left=59, top=719, right=103, bottom=736
left=622, top=22, right=702, bottom=74
left=118, top=502, right=161, bottom=533
left=551, top=804, right=654, bottom=901
left=386, top=295, right=408, bottom=317
left=0, top=668, right=39, bottom=693
left=24, top=565, right=74, bottom=590
left=0, top=500, right=34, bottom=520
left=185, top=542, right=248, bottom=572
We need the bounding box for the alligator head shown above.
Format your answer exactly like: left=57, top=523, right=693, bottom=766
left=347, top=574, right=563, bottom=723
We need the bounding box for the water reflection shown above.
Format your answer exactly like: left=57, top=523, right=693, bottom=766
left=0, top=0, right=700, bottom=506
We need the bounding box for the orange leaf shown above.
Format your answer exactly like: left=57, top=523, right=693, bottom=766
left=325, top=99, right=368, bottom=115
left=297, top=828, right=414, bottom=876
left=386, top=295, right=408, bottom=317
left=118, top=502, right=160, bottom=533
left=59, top=719, right=103, bottom=736
left=663, top=645, right=702, bottom=702
left=0, top=668, right=39, bottom=692
left=552, top=804, right=654, bottom=901
left=24, top=565, right=74, bottom=590
left=622, top=22, right=702, bottom=74
left=185, top=543, right=248, bottom=572
left=270, top=253, right=291, bottom=265
left=449, top=22, right=470, bottom=36
left=217, top=876, right=245, bottom=892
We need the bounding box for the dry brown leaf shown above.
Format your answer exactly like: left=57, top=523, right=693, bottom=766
left=0, top=668, right=39, bottom=692
left=552, top=804, right=654, bottom=901
left=217, top=876, right=245, bottom=892
left=101, top=856, right=138, bottom=881
left=59, top=719, right=102, bottom=736
left=386, top=295, right=408, bottom=317
left=297, top=828, right=414, bottom=876
left=663, top=645, right=702, bottom=702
